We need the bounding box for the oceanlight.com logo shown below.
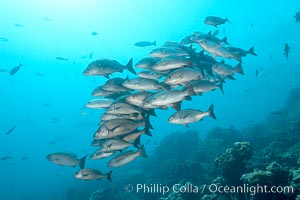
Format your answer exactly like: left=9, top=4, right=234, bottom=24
left=124, top=183, right=294, bottom=196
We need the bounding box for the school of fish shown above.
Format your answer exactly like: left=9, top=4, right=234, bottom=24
left=47, top=15, right=258, bottom=182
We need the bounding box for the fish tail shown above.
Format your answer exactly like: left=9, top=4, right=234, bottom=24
left=106, top=170, right=113, bottom=182
left=126, top=58, right=136, bottom=75
left=144, top=128, right=152, bottom=136
left=78, top=156, right=87, bottom=169
left=248, top=46, right=257, bottom=56
left=133, top=136, right=141, bottom=148
left=144, top=114, right=154, bottom=129
left=218, top=82, right=224, bottom=94
left=234, top=63, right=244, bottom=75
left=147, top=109, right=157, bottom=117
left=222, top=37, right=230, bottom=45
left=138, top=145, right=147, bottom=158
left=207, top=104, right=217, bottom=120
left=153, top=40, right=157, bottom=46
left=183, top=85, right=196, bottom=96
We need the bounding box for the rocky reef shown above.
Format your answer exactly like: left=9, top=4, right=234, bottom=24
left=215, top=141, right=253, bottom=185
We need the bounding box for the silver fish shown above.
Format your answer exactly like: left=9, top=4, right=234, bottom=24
left=108, top=145, right=147, bottom=167
left=74, top=168, right=112, bottom=181
left=150, top=47, right=189, bottom=58
left=144, top=88, right=194, bottom=109
left=55, top=57, right=68, bottom=61
left=94, top=119, right=146, bottom=139
left=99, top=139, right=133, bottom=152
left=134, top=40, right=156, bottom=47
left=283, top=43, right=290, bottom=60
left=227, top=46, right=257, bottom=57
left=138, top=71, right=164, bottom=80
left=164, top=67, right=203, bottom=85
left=83, top=58, right=135, bottom=78
left=204, top=16, right=230, bottom=27
left=212, top=61, right=243, bottom=77
left=105, top=102, right=141, bottom=115
left=101, top=113, right=144, bottom=121
left=86, top=99, right=113, bottom=109
left=192, top=31, right=229, bottom=45
left=135, top=57, right=160, bottom=70
left=125, top=91, right=155, bottom=108
left=162, top=41, right=196, bottom=56
left=122, top=129, right=151, bottom=143
left=102, top=77, right=131, bottom=92
left=10, top=63, right=23, bottom=76
left=122, top=77, right=169, bottom=91
left=92, top=86, right=131, bottom=99
left=168, top=104, right=216, bottom=125
left=90, top=150, right=114, bottom=160
left=46, top=152, right=86, bottom=169
left=197, top=39, right=241, bottom=62
left=153, top=56, right=192, bottom=71
left=187, top=80, right=223, bottom=94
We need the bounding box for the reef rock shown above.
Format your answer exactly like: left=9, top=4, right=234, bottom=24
left=215, top=142, right=253, bottom=185
left=241, top=170, right=273, bottom=185
left=291, top=168, right=300, bottom=193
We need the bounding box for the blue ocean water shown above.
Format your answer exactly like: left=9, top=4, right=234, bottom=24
left=0, top=0, right=300, bottom=199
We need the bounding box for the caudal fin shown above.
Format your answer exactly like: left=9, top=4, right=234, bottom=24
left=144, top=114, right=154, bottom=129
left=147, top=109, right=157, bottom=117
left=248, top=46, right=257, bottom=56
left=234, top=63, right=244, bottom=75
left=144, top=128, right=152, bottom=136
left=207, top=104, right=217, bottom=120
left=78, top=156, right=87, bottom=169
left=133, top=136, right=141, bottom=148
left=126, top=58, right=136, bottom=75
left=183, top=85, right=196, bottom=96
left=138, top=145, right=147, bottom=158
left=106, top=170, right=113, bottom=182
left=153, top=41, right=157, bottom=46
left=218, top=82, right=224, bottom=94
left=222, top=37, right=230, bottom=45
